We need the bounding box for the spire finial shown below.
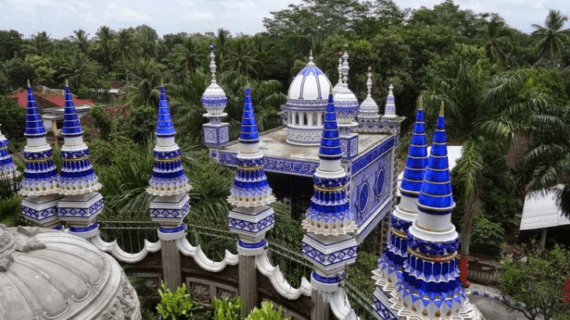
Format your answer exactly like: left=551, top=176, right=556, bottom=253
left=65, top=79, right=69, bottom=87
left=309, top=50, right=313, bottom=62
left=342, top=50, right=349, bottom=86
left=27, top=79, right=31, bottom=87
left=440, top=101, right=445, bottom=116
left=161, top=79, right=164, bottom=87
left=366, top=67, right=373, bottom=98
left=337, top=52, right=343, bottom=85
left=418, top=97, right=424, bottom=110
left=209, top=44, right=217, bottom=83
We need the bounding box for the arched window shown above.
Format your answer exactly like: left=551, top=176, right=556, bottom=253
left=313, top=112, right=317, bottom=126
left=295, top=112, right=300, bottom=126
left=304, top=113, right=309, bottom=126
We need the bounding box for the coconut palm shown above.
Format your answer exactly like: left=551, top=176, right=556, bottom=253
left=422, top=64, right=547, bottom=257
left=222, top=40, right=259, bottom=76
left=60, top=52, right=99, bottom=89
left=125, top=59, right=165, bottom=107
left=479, top=15, right=511, bottom=67
left=172, top=38, right=201, bottom=75
left=215, top=28, right=231, bottom=68
left=70, top=29, right=90, bottom=54
left=532, top=10, right=570, bottom=62
left=112, top=29, right=137, bottom=65
left=93, top=26, right=115, bottom=69
left=22, top=32, right=51, bottom=56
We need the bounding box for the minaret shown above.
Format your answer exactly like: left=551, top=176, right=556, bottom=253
left=227, top=88, right=276, bottom=314
left=358, top=67, right=381, bottom=126
left=302, top=93, right=358, bottom=317
left=333, top=50, right=360, bottom=160
left=20, top=80, right=62, bottom=229
left=395, top=103, right=481, bottom=319
left=147, top=84, right=192, bottom=291
left=333, top=52, right=343, bottom=93
left=0, top=125, right=20, bottom=181
left=57, top=81, right=104, bottom=238
left=202, top=44, right=230, bottom=153
left=384, top=84, right=397, bottom=118
left=372, top=101, right=428, bottom=312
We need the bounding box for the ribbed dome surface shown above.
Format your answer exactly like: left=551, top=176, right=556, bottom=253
left=0, top=225, right=141, bottom=320
left=286, top=61, right=332, bottom=110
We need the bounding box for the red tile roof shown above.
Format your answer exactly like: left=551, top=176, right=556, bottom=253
left=9, top=88, right=93, bottom=109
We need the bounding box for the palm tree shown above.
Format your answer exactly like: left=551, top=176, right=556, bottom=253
left=172, top=38, right=201, bottom=75
left=93, top=26, right=115, bottom=69
left=22, top=32, right=51, bottom=56
left=125, top=59, right=165, bottom=107
left=479, top=15, right=511, bottom=67
left=70, top=29, right=90, bottom=54
left=532, top=10, right=570, bottom=63
left=60, top=52, right=99, bottom=89
left=222, top=40, right=259, bottom=76
left=422, top=64, right=547, bottom=258
left=215, top=28, right=230, bottom=69
left=112, top=29, right=137, bottom=66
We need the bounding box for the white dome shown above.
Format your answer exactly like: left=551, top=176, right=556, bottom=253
left=359, top=97, right=379, bottom=118
left=0, top=225, right=141, bottom=320
left=333, top=84, right=359, bottom=124
left=202, top=82, right=228, bottom=115
left=286, top=61, right=332, bottom=110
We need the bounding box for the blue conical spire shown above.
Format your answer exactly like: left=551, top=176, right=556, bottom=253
left=238, top=88, right=259, bottom=144
left=62, top=82, right=83, bottom=137
left=0, top=125, right=19, bottom=180
left=417, top=104, right=455, bottom=213
left=24, top=83, right=46, bottom=138
left=228, top=88, right=275, bottom=207
left=156, top=86, right=176, bottom=137
left=147, top=84, right=191, bottom=196
left=318, top=94, right=342, bottom=160
left=400, top=101, right=428, bottom=198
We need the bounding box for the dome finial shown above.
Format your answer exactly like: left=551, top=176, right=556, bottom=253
left=366, top=67, right=373, bottom=98
left=209, top=44, right=217, bottom=83
left=440, top=100, right=445, bottom=116
left=342, top=50, right=349, bottom=86
left=337, top=53, right=343, bottom=86
left=309, top=50, right=313, bottom=62
left=27, top=79, right=31, bottom=87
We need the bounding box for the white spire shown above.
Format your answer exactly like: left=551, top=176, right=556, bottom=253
left=209, top=44, right=217, bottom=83
left=342, top=50, right=349, bottom=87
left=337, top=54, right=343, bottom=86
left=366, top=66, right=373, bottom=98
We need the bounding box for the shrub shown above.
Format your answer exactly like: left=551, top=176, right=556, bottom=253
left=0, top=96, right=26, bottom=142
left=212, top=296, right=242, bottom=320
left=156, top=282, right=195, bottom=320
left=470, top=213, right=505, bottom=258
left=245, top=301, right=288, bottom=320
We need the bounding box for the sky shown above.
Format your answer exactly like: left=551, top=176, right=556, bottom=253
left=0, top=0, right=567, bottom=39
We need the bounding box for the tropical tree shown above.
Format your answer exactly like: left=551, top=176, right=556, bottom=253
left=70, top=29, right=90, bottom=54
left=532, top=10, right=570, bottom=63
left=223, top=40, right=259, bottom=76
left=479, top=15, right=511, bottom=67
left=112, top=29, right=137, bottom=66
left=171, top=37, right=201, bottom=75
left=60, top=52, right=99, bottom=89
left=22, top=31, right=51, bottom=56
left=93, top=26, right=115, bottom=70
left=125, top=59, right=165, bottom=107
left=422, top=45, right=547, bottom=259
left=215, top=28, right=231, bottom=69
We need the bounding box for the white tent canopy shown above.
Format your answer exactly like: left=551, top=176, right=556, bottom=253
left=397, top=146, right=463, bottom=197
left=520, top=187, right=570, bottom=231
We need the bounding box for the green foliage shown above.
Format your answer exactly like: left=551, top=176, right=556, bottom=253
left=156, top=282, right=195, bottom=320
left=90, top=106, right=113, bottom=140
left=500, top=244, right=570, bottom=320
left=3, top=57, right=35, bottom=90
left=126, top=105, right=156, bottom=143
left=212, top=296, right=242, bottom=320
left=346, top=251, right=379, bottom=295
left=245, top=301, right=288, bottom=320
left=0, top=96, right=26, bottom=142
left=470, top=213, right=505, bottom=257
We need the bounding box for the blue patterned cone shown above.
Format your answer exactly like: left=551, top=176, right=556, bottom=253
left=0, top=127, right=19, bottom=180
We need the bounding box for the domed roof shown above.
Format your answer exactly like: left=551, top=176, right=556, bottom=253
left=333, top=51, right=359, bottom=123
left=202, top=45, right=228, bottom=115
left=286, top=52, right=332, bottom=110
left=0, top=225, right=141, bottom=320
left=358, top=68, right=380, bottom=118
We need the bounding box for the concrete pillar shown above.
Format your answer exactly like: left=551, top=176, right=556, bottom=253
left=239, top=255, right=258, bottom=316
left=540, top=228, right=547, bottom=250
left=311, top=289, right=329, bottom=320
left=308, top=112, right=313, bottom=127
left=161, top=239, right=182, bottom=292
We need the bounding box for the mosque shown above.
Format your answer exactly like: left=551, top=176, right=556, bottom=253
left=0, top=44, right=484, bottom=319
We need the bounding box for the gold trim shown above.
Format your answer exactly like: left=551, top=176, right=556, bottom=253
left=63, top=156, right=89, bottom=162
left=314, top=185, right=346, bottom=192
left=407, top=247, right=457, bottom=263
left=155, top=157, right=181, bottom=163
left=238, top=165, right=263, bottom=171
left=392, top=229, right=407, bottom=239
left=26, top=157, right=52, bottom=163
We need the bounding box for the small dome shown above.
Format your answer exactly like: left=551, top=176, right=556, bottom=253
left=0, top=225, right=141, bottom=320
left=358, top=69, right=380, bottom=119
left=202, top=46, right=228, bottom=115
left=333, top=51, right=359, bottom=124
left=286, top=56, right=332, bottom=110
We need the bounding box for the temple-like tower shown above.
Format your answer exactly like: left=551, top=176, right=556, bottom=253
left=202, top=45, right=230, bottom=150
left=384, top=84, right=397, bottom=118
left=147, top=84, right=192, bottom=290
left=358, top=67, right=381, bottom=121
left=20, top=81, right=61, bottom=229
left=333, top=51, right=359, bottom=160
left=0, top=125, right=20, bottom=181
left=227, top=88, right=276, bottom=314
left=301, top=93, right=358, bottom=318
left=372, top=102, right=428, bottom=316
left=57, top=82, right=104, bottom=238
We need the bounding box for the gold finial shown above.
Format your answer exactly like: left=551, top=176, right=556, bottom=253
left=161, top=79, right=164, bottom=87
left=418, top=98, right=424, bottom=110
left=368, top=66, right=372, bottom=71
left=439, top=101, right=445, bottom=116
left=27, top=79, right=31, bottom=87
left=65, top=79, right=69, bottom=87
